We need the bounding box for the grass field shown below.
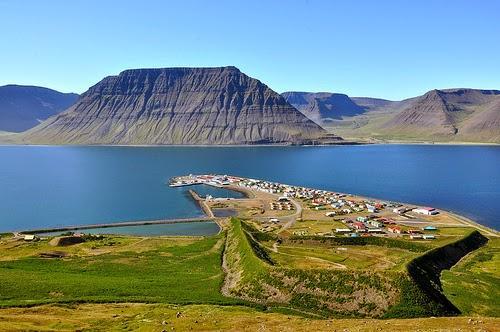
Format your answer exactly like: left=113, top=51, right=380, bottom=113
left=0, top=218, right=497, bottom=329
left=269, top=244, right=419, bottom=271
left=442, top=237, right=500, bottom=317
left=0, top=303, right=498, bottom=331
left=0, top=234, right=239, bottom=307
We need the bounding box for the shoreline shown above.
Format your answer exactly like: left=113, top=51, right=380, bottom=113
left=0, top=139, right=499, bottom=148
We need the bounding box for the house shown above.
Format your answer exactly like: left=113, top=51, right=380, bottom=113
left=353, top=222, right=366, bottom=230
left=368, top=220, right=383, bottom=228
left=325, top=212, right=336, bottom=217
left=412, top=207, right=439, bottom=215
left=269, top=218, right=279, bottom=223
left=387, top=226, right=402, bottom=234
left=423, top=235, right=436, bottom=240
left=366, top=204, right=377, bottom=213
left=356, top=216, right=368, bottom=223
left=423, top=226, right=438, bottom=231
left=349, top=233, right=359, bottom=238
left=410, top=234, right=423, bottom=239
left=368, top=228, right=383, bottom=233
left=278, top=197, right=289, bottom=202
left=23, top=234, right=37, bottom=241
left=392, top=207, right=408, bottom=214
left=335, top=228, right=351, bottom=233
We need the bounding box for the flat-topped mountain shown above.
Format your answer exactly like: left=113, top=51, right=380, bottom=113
left=24, top=67, right=326, bottom=145
left=0, top=85, right=78, bottom=132
left=285, top=89, right=500, bottom=143
left=282, top=91, right=365, bottom=124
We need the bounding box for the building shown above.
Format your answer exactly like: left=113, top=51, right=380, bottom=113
left=353, top=222, right=366, bottom=230
left=335, top=228, right=351, bottom=233
left=368, top=220, right=383, bottom=228
left=423, top=226, right=438, bottom=231
left=387, top=226, right=402, bottom=234
left=325, top=212, right=336, bottom=217
left=23, top=234, right=37, bottom=241
left=412, top=207, right=439, bottom=215
left=356, top=216, right=368, bottom=223
left=392, top=207, right=408, bottom=214
left=366, top=204, right=377, bottom=213
left=410, top=234, right=423, bottom=239
left=423, top=235, right=436, bottom=240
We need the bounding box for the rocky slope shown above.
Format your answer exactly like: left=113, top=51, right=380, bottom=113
left=0, top=85, right=78, bottom=132
left=24, top=67, right=326, bottom=145
left=381, top=89, right=500, bottom=142
left=285, top=89, right=500, bottom=143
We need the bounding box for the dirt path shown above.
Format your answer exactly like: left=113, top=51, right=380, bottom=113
left=277, top=198, right=302, bottom=233
left=220, top=235, right=240, bottom=298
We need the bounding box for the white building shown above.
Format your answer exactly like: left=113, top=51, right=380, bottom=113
left=412, top=207, right=438, bottom=215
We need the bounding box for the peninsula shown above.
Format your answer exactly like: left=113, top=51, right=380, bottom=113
left=0, top=173, right=498, bottom=330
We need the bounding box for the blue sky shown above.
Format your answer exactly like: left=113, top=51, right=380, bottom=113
left=0, top=0, right=498, bottom=100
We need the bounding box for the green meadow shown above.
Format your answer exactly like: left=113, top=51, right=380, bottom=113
left=442, top=237, right=500, bottom=317
left=0, top=234, right=239, bottom=307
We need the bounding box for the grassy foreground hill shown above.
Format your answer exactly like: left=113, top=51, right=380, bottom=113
left=0, top=219, right=498, bottom=330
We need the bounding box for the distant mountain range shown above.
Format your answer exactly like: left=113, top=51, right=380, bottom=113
left=23, top=67, right=326, bottom=145
left=1, top=69, right=498, bottom=145
left=283, top=89, right=500, bottom=143
left=0, top=85, right=78, bottom=132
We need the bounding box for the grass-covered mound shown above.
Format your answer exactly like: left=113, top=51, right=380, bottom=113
left=224, top=218, right=491, bottom=318
left=389, top=230, right=489, bottom=318
left=0, top=234, right=240, bottom=307
left=225, top=218, right=403, bottom=317
left=442, top=237, right=499, bottom=316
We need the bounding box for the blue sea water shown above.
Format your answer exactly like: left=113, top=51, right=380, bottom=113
left=0, top=145, right=498, bottom=233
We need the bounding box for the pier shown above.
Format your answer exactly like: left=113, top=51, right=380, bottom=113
left=22, top=217, right=216, bottom=234
left=188, top=189, right=215, bottom=218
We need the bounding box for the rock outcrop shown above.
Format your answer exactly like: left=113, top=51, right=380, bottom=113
left=24, top=67, right=326, bottom=145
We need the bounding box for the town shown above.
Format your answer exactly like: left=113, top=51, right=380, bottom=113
left=169, top=174, right=475, bottom=241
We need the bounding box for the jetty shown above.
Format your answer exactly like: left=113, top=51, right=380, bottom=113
left=188, top=189, right=215, bottom=218
left=22, top=217, right=216, bottom=234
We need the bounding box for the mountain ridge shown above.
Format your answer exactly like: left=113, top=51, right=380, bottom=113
left=23, top=67, right=327, bottom=145
left=283, top=88, right=500, bottom=143
left=0, top=85, right=78, bottom=132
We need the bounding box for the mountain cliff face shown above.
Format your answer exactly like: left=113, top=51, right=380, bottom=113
left=24, top=67, right=326, bottom=145
left=282, top=91, right=365, bottom=124
left=0, top=85, right=78, bottom=132
left=381, top=89, right=500, bottom=142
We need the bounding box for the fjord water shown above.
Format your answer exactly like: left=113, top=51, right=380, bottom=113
left=0, top=145, right=498, bottom=233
